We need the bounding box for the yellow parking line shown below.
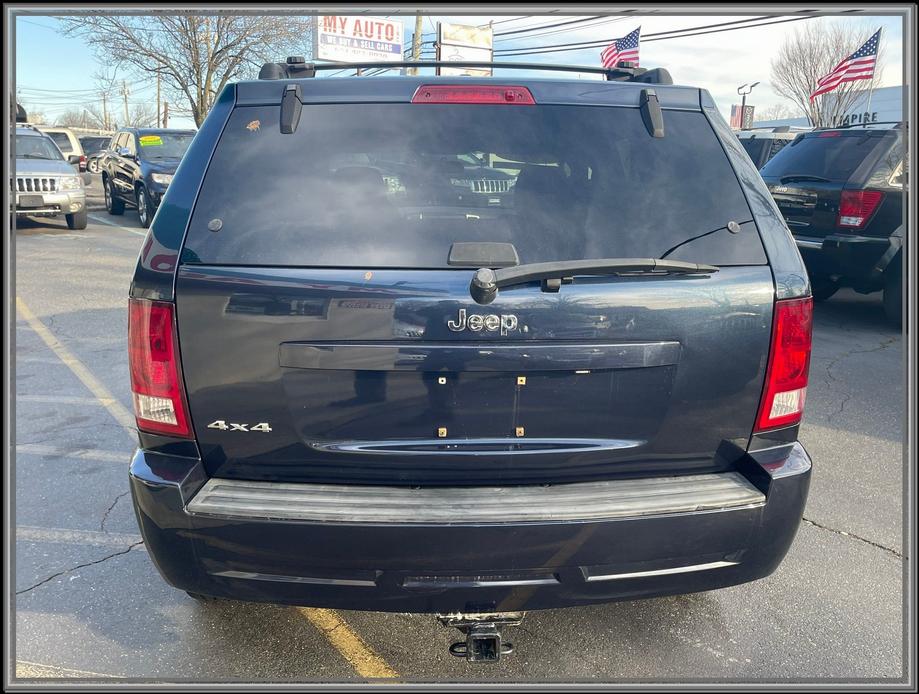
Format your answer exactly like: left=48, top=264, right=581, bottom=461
left=15, top=297, right=135, bottom=433
left=298, top=608, right=399, bottom=679
left=17, top=296, right=399, bottom=680
left=16, top=660, right=118, bottom=678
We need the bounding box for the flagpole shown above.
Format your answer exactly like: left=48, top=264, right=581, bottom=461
left=863, top=27, right=881, bottom=126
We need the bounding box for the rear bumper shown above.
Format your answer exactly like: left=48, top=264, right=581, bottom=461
left=130, top=443, right=811, bottom=613
left=794, top=233, right=895, bottom=284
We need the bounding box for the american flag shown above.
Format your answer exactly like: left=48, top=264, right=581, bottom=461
left=601, top=27, right=640, bottom=68
left=810, top=29, right=881, bottom=101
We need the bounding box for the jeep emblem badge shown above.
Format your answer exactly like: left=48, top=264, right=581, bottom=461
left=447, top=308, right=518, bottom=336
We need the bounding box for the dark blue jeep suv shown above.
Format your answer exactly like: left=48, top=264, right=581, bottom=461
left=128, top=59, right=813, bottom=659
left=102, top=127, right=195, bottom=228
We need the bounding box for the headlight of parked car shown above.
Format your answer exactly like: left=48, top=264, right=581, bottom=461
left=151, top=173, right=174, bottom=185
left=59, top=176, right=83, bottom=190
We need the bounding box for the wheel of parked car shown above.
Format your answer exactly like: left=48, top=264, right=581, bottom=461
left=104, top=177, right=124, bottom=215
left=88, top=159, right=99, bottom=174
left=882, top=259, right=902, bottom=327
left=810, top=276, right=840, bottom=302
left=66, top=209, right=88, bottom=230
left=136, top=186, right=154, bottom=228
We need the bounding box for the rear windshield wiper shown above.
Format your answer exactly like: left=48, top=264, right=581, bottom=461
left=469, top=258, right=719, bottom=304
left=779, top=174, right=831, bottom=184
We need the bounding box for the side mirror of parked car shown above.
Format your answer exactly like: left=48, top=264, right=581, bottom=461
left=68, top=154, right=81, bottom=165
left=118, top=147, right=134, bottom=159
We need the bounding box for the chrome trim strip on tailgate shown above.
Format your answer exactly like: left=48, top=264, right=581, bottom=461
left=278, top=341, right=682, bottom=372
left=186, top=472, right=765, bottom=524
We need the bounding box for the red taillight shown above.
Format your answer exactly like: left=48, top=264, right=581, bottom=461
left=128, top=298, right=192, bottom=437
left=79, top=154, right=87, bottom=172
left=755, top=297, right=813, bottom=432
left=837, top=190, right=884, bottom=228
left=411, top=85, right=536, bottom=105
left=818, top=130, right=842, bottom=137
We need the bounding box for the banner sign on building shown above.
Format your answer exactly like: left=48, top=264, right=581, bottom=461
left=730, top=104, right=756, bottom=130
left=436, top=22, right=494, bottom=76
left=314, top=16, right=404, bottom=63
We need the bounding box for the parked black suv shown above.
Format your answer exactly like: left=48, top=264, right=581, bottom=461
left=128, top=60, right=814, bottom=659
left=736, top=127, right=807, bottom=169
left=759, top=124, right=906, bottom=323
left=102, top=128, right=195, bottom=228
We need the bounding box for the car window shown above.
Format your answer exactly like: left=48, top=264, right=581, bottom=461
left=137, top=132, right=194, bottom=160
left=760, top=132, right=885, bottom=182
left=125, top=133, right=137, bottom=155
left=184, top=104, right=763, bottom=268
left=739, top=138, right=769, bottom=167
left=769, top=138, right=791, bottom=160
left=16, top=134, right=65, bottom=161
left=46, top=132, right=73, bottom=153
left=81, top=137, right=110, bottom=152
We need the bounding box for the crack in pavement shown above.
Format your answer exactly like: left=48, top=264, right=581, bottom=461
left=823, top=336, right=899, bottom=386
left=100, top=491, right=130, bottom=533
left=15, top=541, right=144, bottom=595
left=802, top=518, right=902, bottom=558
left=819, top=336, right=899, bottom=425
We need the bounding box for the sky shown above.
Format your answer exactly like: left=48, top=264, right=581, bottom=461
left=14, top=12, right=905, bottom=130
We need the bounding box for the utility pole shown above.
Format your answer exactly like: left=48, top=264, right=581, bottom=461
left=409, top=12, right=423, bottom=75
left=156, top=72, right=161, bottom=128
left=121, top=80, right=130, bottom=125
left=163, top=101, right=169, bottom=128
left=101, top=92, right=108, bottom=131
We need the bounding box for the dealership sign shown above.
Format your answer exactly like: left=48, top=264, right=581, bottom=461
left=314, top=16, right=404, bottom=63
left=436, top=22, right=494, bottom=76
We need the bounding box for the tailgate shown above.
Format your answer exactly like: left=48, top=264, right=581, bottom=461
left=176, top=265, right=774, bottom=485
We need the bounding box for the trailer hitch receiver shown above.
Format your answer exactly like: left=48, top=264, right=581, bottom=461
left=438, top=612, right=523, bottom=663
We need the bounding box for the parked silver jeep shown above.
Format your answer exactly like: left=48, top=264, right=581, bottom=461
left=12, top=125, right=87, bottom=229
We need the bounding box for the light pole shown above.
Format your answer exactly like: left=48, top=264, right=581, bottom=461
left=737, top=82, right=759, bottom=130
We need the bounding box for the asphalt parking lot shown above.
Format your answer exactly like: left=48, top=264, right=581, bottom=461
left=12, top=191, right=906, bottom=682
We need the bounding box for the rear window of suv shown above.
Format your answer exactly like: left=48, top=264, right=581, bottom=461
left=760, top=131, right=884, bottom=182
left=184, top=103, right=763, bottom=268
left=46, top=132, right=74, bottom=154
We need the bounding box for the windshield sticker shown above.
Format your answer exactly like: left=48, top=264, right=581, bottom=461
left=139, top=135, right=163, bottom=147
left=246, top=120, right=261, bottom=132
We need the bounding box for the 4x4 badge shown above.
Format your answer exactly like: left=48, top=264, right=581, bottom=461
left=447, top=308, right=518, bottom=336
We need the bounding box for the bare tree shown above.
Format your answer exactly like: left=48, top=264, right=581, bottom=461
left=756, top=102, right=802, bottom=123
left=55, top=108, right=96, bottom=128
left=81, top=103, right=109, bottom=130
left=770, top=22, right=884, bottom=128
left=92, top=67, right=119, bottom=131
left=60, top=12, right=312, bottom=126
left=128, top=102, right=158, bottom=128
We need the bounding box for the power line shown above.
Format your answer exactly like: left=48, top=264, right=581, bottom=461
left=418, top=14, right=580, bottom=40
left=494, top=16, right=628, bottom=43
left=494, top=15, right=606, bottom=37
left=495, top=15, right=776, bottom=54
left=495, top=15, right=814, bottom=56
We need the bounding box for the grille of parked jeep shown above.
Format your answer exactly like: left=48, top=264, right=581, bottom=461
left=453, top=178, right=515, bottom=194
left=15, top=177, right=58, bottom=193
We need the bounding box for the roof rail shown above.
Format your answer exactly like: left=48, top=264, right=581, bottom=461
left=258, top=56, right=673, bottom=84
left=813, top=121, right=903, bottom=130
